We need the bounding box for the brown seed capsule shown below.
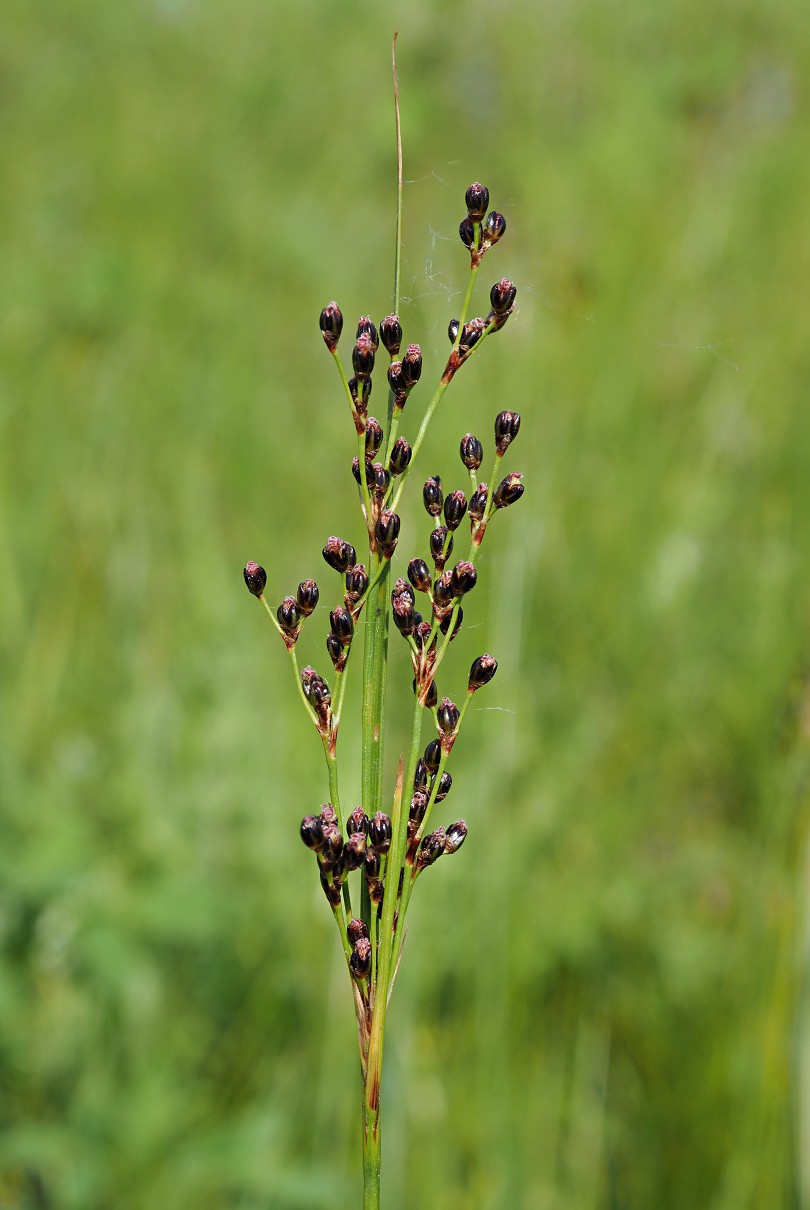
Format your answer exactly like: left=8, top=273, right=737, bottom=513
left=424, top=738, right=442, bottom=774
left=430, top=526, right=453, bottom=569
left=350, top=936, right=372, bottom=981
left=437, top=697, right=460, bottom=737
left=451, top=560, right=477, bottom=596
left=483, top=211, right=506, bottom=245
left=319, top=301, right=343, bottom=351
left=330, top=607, right=354, bottom=646
left=348, top=375, right=372, bottom=409
left=444, top=819, right=468, bottom=854
left=407, top=558, right=432, bottom=593
left=347, top=806, right=368, bottom=836
left=490, top=278, right=517, bottom=315
left=448, top=317, right=460, bottom=343
left=493, top=472, right=524, bottom=509
left=355, top=316, right=379, bottom=350
left=387, top=360, right=405, bottom=398
left=365, top=417, right=383, bottom=458
left=277, top=595, right=301, bottom=634
left=375, top=510, right=400, bottom=558
left=323, top=536, right=357, bottom=574
left=352, top=333, right=376, bottom=379
left=345, top=563, right=369, bottom=601
left=409, top=790, right=428, bottom=825
left=368, top=811, right=392, bottom=854
left=343, top=831, right=367, bottom=871
left=469, top=653, right=498, bottom=691
left=418, top=829, right=446, bottom=869
left=319, top=824, right=344, bottom=869
left=413, top=677, right=438, bottom=709
left=439, top=607, right=463, bottom=640
left=459, top=217, right=476, bottom=250
left=460, top=433, right=483, bottom=470
left=413, top=759, right=428, bottom=791
left=423, top=476, right=443, bottom=517
left=433, top=571, right=455, bottom=608
left=379, top=314, right=402, bottom=357
left=389, top=437, right=412, bottom=477
left=444, top=490, right=468, bottom=532
left=468, top=483, right=489, bottom=522
left=347, top=917, right=368, bottom=945
left=434, top=771, right=452, bottom=802
left=326, top=633, right=344, bottom=669
left=401, top=344, right=423, bottom=389
left=494, top=410, right=521, bottom=455
left=243, top=561, right=267, bottom=598
left=296, top=579, right=319, bottom=617
left=458, top=318, right=486, bottom=355
left=392, top=592, right=416, bottom=637
left=465, top=182, right=490, bottom=221
left=300, top=814, right=325, bottom=850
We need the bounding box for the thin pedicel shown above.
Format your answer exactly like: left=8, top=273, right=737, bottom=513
left=242, top=59, right=524, bottom=1210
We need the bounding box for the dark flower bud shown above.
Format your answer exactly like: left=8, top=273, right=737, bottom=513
left=413, top=677, right=438, bottom=709
left=418, top=829, right=446, bottom=869
left=413, top=759, right=428, bottom=791
left=345, top=563, right=369, bottom=600
left=494, top=410, right=521, bottom=455
left=424, top=738, right=442, bottom=774
left=490, top=278, right=517, bottom=315
left=352, top=333, right=376, bottom=379
left=460, top=433, right=483, bottom=470
left=364, top=849, right=381, bottom=880
left=368, top=811, right=392, bottom=854
left=320, top=804, right=338, bottom=826
left=468, top=483, right=489, bottom=522
left=347, top=917, right=368, bottom=945
left=439, top=607, right=463, bottom=640
left=277, top=595, right=301, bottom=634
left=415, top=619, right=432, bottom=648
left=330, top=606, right=354, bottom=646
left=320, top=823, right=344, bottom=868
left=437, top=697, right=460, bottom=736
left=350, top=936, right=372, bottom=981
left=444, top=819, right=468, bottom=854
left=459, top=217, right=476, bottom=250
left=434, top=771, right=453, bottom=802
left=433, top=571, right=455, bottom=608
left=319, top=301, right=343, bottom=351
left=355, top=316, right=379, bottom=350
left=351, top=456, right=365, bottom=486
left=407, top=558, right=432, bottom=593
left=423, top=476, right=444, bottom=517
left=375, top=510, right=400, bottom=558
left=430, top=526, right=453, bottom=569
left=484, top=211, right=506, bottom=245
left=401, top=344, right=423, bottom=389
left=365, top=417, right=383, bottom=458
left=392, top=593, right=416, bottom=637
left=296, top=579, right=319, bottom=617
left=371, top=462, right=390, bottom=496
left=459, top=318, right=486, bottom=355
left=348, top=375, right=372, bottom=408
left=444, top=490, right=468, bottom=531
left=448, top=318, right=460, bottom=343
left=323, top=536, right=357, bottom=574
left=347, top=806, right=368, bottom=836
left=392, top=577, right=415, bottom=608
left=465, top=182, right=490, bottom=221
left=379, top=314, right=402, bottom=357
left=300, top=814, right=325, bottom=850
left=409, top=790, right=428, bottom=824
left=469, top=653, right=498, bottom=691
left=310, top=677, right=331, bottom=711
left=493, top=472, right=524, bottom=509
left=243, top=561, right=267, bottom=598
left=387, top=360, right=405, bottom=398
left=389, top=437, right=412, bottom=477
left=326, top=633, right=344, bottom=669
left=343, top=831, right=367, bottom=871
left=451, top=560, right=477, bottom=596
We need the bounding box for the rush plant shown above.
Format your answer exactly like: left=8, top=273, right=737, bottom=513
left=243, top=40, right=523, bottom=1209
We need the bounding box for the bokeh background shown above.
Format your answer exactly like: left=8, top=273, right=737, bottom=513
left=2, top=0, right=809, bottom=1206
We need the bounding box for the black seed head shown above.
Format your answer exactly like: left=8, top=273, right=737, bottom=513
left=347, top=806, right=368, bottom=836
left=347, top=917, right=368, bottom=945
left=401, top=343, right=423, bottom=389
left=424, top=738, right=442, bottom=774
left=437, top=697, right=460, bottom=737
left=448, top=317, right=460, bottom=343
left=348, top=375, right=372, bottom=409
left=494, top=410, right=521, bottom=455
left=439, top=606, right=463, bottom=640
left=418, top=829, right=446, bottom=869
left=484, top=211, right=506, bottom=245
left=355, top=316, right=379, bottom=350
left=368, top=811, right=392, bottom=854
left=389, top=436, right=412, bottom=477
left=296, top=579, right=319, bottom=617
left=323, top=536, right=357, bottom=574
left=243, top=561, right=267, bottom=598
left=379, top=314, right=402, bottom=357
left=415, top=619, right=432, bottom=647
left=413, top=758, right=428, bottom=791
left=459, top=318, right=486, bottom=355
left=392, top=592, right=416, bottom=637
left=319, top=301, right=343, bottom=351
left=451, top=560, right=477, bottom=596
left=326, top=632, right=344, bottom=669
left=375, top=510, right=400, bottom=558
left=460, top=433, right=483, bottom=470
left=345, top=563, right=369, bottom=600
left=320, top=804, right=337, bottom=826
left=468, top=483, right=489, bottom=522
left=387, top=360, right=405, bottom=399
left=465, top=182, right=490, bottom=221
left=459, top=217, right=476, bottom=250
left=352, top=333, right=376, bottom=379
left=444, top=489, right=468, bottom=532
left=490, top=278, right=517, bottom=315
left=409, top=789, right=428, bottom=824
left=300, top=814, right=325, bottom=851
left=277, top=595, right=301, bottom=634
left=493, top=472, right=524, bottom=509
left=329, top=606, right=354, bottom=646
left=469, top=653, right=498, bottom=691
left=343, top=831, right=367, bottom=871
left=365, top=417, right=383, bottom=458
left=413, top=677, right=438, bottom=709
left=319, top=824, right=344, bottom=868
left=434, top=771, right=453, bottom=802
left=407, top=558, right=432, bottom=593
left=423, top=476, right=444, bottom=517
left=444, top=819, right=468, bottom=854
left=350, top=937, right=372, bottom=981
left=433, top=571, right=455, bottom=608
left=430, top=526, right=453, bottom=570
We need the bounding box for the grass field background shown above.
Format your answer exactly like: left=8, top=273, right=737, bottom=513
left=2, top=1, right=809, bottom=1206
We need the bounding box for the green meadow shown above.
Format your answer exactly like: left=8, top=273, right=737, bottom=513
left=2, top=1, right=809, bottom=1206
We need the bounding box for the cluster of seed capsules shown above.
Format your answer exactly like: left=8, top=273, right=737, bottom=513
left=244, top=182, right=523, bottom=978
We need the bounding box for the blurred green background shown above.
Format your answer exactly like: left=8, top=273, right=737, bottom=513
left=2, top=0, right=809, bottom=1206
